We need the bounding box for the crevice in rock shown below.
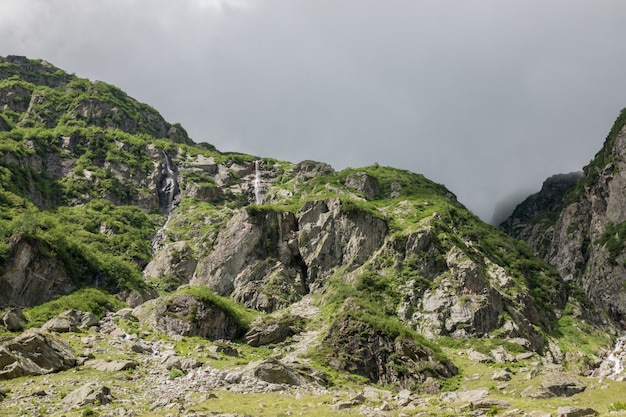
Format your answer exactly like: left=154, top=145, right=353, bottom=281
left=294, top=252, right=309, bottom=294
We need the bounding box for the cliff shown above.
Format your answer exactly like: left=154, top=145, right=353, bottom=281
left=502, top=109, right=626, bottom=328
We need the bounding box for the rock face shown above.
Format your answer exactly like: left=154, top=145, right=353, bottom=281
left=191, top=209, right=308, bottom=312
left=0, top=237, right=76, bottom=308
left=0, top=331, right=76, bottom=380
left=191, top=199, right=388, bottom=312
left=501, top=172, right=582, bottom=234
left=502, top=110, right=626, bottom=327
left=143, top=241, right=197, bottom=291
left=344, top=172, right=381, bottom=200
left=133, top=291, right=243, bottom=340
left=321, top=303, right=458, bottom=388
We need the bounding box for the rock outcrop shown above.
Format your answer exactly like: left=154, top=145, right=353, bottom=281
left=143, top=241, right=197, bottom=291
left=321, top=301, right=458, bottom=388
left=133, top=291, right=244, bottom=340
left=0, top=237, right=76, bottom=308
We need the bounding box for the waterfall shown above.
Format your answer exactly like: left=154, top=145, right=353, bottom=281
left=606, top=336, right=626, bottom=379
left=254, top=159, right=262, bottom=204
left=151, top=151, right=180, bottom=253
left=594, top=334, right=626, bottom=380
left=161, top=150, right=179, bottom=214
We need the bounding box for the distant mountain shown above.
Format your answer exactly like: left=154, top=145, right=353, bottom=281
left=502, top=108, right=626, bottom=329
left=0, top=56, right=622, bottom=414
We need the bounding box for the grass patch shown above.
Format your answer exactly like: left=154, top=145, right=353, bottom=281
left=23, top=288, right=126, bottom=327
left=177, top=286, right=259, bottom=333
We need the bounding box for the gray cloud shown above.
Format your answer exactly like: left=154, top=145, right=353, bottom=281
left=2, top=0, right=626, bottom=221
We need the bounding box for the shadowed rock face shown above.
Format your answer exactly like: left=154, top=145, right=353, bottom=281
left=0, top=237, right=75, bottom=308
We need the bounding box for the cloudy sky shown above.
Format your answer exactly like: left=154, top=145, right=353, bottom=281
left=2, top=0, right=626, bottom=222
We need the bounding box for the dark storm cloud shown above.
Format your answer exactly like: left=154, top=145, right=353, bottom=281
left=2, top=0, right=626, bottom=221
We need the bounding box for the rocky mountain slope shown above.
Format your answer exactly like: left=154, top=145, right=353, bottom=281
left=1, top=56, right=624, bottom=416
left=502, top=109, right=626, bottom=329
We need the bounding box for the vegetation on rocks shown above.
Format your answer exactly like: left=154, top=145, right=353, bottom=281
left=1, top=55, right=625, bottom=415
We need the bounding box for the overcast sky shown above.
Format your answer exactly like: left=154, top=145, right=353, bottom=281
left=3, top=0, right=626, bottom=222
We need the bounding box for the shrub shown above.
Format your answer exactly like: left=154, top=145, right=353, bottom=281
left=609, top=401, right=626, bottom=411
left=169, top=368, right=185, bottom=379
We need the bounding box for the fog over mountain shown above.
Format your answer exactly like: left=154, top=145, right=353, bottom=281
left=2, top=0, right=626, bottom=221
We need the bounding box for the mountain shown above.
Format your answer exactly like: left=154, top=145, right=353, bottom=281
left=0, top=56, right=623, bottom=416
left=502, top=109, right=626, bottom=328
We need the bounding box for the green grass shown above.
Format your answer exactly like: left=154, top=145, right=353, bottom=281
left=609, top=401, right=626, bottom=411
left=23, top=288, right=127, bottom=327
left=177, top=286, right=260, bottom=333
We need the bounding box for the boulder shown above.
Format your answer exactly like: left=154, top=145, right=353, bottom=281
left=541, top=372, right=586, bottom=397
left=115, top=308, right=136, bottom=320
left=41, top=309, right=98, bottom=332
left=440, top=388, right=489, bottom=404
left=245, top=318, right=300, bottom=347
left=62, top=382, right=112, bottom=407
left=556, top=406, right=598, bottom=417
left=520, top=385, right=554, bottom=399
left=0, top=331, right=75, bottom=380
left=244, top=358, right=306, bottom=386
left=491, top=369, right=512, bottom=381
left=85, top=359, right=138, bottom=372
left=1, top=308, right=26, bottom=332
left=208, top=343, right=240, bottom=357
left=491, top=345, right=516, bottom=363
left=467, top=349, right=494, bottom=363
left=161, top=354, right=201, bottom=371
left=470, top=398, right=512, bottom=410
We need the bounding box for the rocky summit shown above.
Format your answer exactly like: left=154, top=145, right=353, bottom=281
left=0, top=56, right=625, bottom=416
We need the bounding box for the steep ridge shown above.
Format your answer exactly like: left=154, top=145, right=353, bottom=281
left=502, top=109, right=626, bottom=328
left=1, top=56, right=620, bottom=409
